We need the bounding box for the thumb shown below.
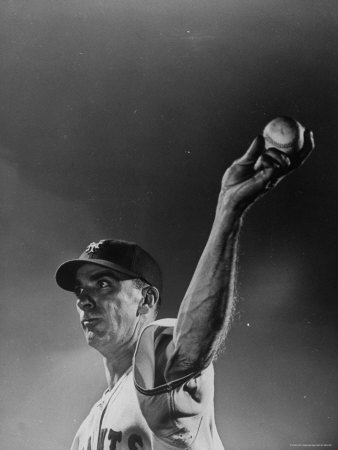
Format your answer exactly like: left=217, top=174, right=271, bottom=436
left=236, top=135, right=265, bottom=164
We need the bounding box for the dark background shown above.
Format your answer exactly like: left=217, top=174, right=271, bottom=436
left=0, top=0, right=337, bottom=449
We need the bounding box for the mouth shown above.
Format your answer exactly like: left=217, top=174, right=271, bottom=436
left=81, top=317, right=102, bottom=327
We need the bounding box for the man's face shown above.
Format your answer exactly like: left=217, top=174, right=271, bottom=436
left=73, top=263, right=143, bottom=354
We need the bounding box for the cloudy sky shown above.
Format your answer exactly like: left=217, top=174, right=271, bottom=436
left=0, top=0, right=337, bottom=449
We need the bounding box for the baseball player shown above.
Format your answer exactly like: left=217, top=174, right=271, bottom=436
left=56, top=131, right=314, bottom=450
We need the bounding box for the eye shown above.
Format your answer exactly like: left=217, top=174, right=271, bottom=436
left=74, top=286, right=83, bottom=298
left=97, top=280, right=110, bottom=289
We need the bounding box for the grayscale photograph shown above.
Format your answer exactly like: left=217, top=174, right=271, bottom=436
left=0, top=1, right=337, bottom=449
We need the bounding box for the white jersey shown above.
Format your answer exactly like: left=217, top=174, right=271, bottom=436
left=71, top=319, right=224, bottom=450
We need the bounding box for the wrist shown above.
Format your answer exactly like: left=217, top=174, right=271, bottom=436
left=216, top=192, right=247, bottom=222
left=211, top=204, right=243, bottom=240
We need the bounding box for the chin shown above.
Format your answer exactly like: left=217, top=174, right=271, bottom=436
left=85, top=330, right=102, bottom=347
left=85, top=330, right=115, bottom=353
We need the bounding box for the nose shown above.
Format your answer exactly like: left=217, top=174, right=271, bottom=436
left=76, top=288, right=96, bottom=311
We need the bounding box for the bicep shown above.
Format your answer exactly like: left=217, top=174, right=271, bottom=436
left=164, top=296, right=222, bottom=381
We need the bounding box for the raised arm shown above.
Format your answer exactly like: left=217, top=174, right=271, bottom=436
left=165, top=131, right=314, bottom=380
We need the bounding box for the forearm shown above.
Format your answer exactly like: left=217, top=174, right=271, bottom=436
left=165, top=130, right=314, bottom=378
left=171, top=199, right=243, bottom=371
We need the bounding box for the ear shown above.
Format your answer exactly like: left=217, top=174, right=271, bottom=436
left=137, top=286, right=160, bottom=316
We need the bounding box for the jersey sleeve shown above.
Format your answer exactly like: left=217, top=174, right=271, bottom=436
left=133, top=319, right=216, bottom=448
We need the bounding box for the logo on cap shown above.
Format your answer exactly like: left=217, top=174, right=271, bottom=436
left=85, top=240, right=105, bottom=256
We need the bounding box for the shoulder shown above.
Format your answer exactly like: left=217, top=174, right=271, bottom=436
left=133, top=319, right=216, bottom=448
left=133, top=318, right=215, bottom=396
left=133, top=318, right=176, bottom=391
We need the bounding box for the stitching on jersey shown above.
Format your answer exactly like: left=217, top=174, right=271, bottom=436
left=95, top=368, right=132, bottom=447
left=152, top=432, right=191, bottom=450
left=134, top=320, right=200, bottom=396
left=134, top=370, right=198, bottom=396
left=186, top=415, right=203, bottom=448
left=167, top=388, right=203, bottom=450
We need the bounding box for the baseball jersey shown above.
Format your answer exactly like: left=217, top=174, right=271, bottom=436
left=71, top=319, right=224, bottom=450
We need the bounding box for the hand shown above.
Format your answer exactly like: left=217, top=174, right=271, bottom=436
left=219, top=130, right=315, bottom=214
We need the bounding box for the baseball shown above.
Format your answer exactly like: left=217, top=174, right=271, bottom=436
left=263, top=116, right=305, bottom=155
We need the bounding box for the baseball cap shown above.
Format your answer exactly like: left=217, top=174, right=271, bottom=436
left=55, top=239, right=162, bottom=293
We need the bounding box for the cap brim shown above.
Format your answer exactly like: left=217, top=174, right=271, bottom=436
left=55, top=259, right=142, bottom=292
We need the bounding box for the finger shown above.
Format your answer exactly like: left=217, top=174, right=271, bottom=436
left=237, top=135, right=265, bottom=164
left=261, top=148, right=292, bottom=169
left=262, top=174, right=282, bottom=192
left=296, top=129, right=315, bottom=166
left=254, top=151, right=290, bottom=173
left=241, top=166, right=280, bottom=201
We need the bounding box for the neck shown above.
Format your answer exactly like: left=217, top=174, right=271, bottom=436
left=102, top=344, right=135, bottom=389
left=100, top=316, right=147, bottom=389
